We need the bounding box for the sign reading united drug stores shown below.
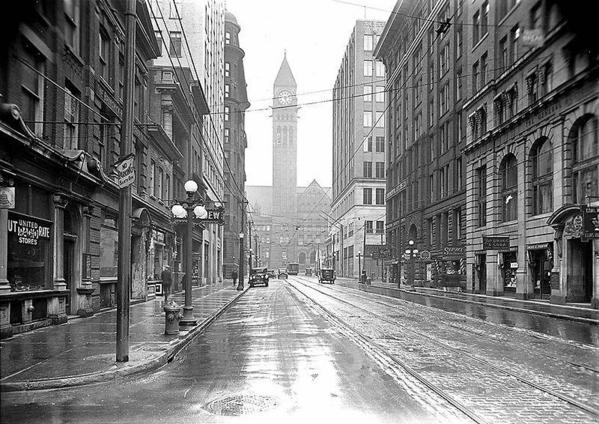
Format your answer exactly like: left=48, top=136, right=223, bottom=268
left=7, top=213, right=52, bottom=245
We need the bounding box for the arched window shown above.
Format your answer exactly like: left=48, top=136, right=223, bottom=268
left=500, top=154, right=518, bottom=222
left=571, top=115, right=599, bottom=203
left=299, top=252, right=306, bottom=265
left=530, top=138, right=552, bottom=215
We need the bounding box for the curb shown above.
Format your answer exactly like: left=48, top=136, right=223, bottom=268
left=0, top=288, right=248, bottom=392
left=356, top=284, right=599, bottom=325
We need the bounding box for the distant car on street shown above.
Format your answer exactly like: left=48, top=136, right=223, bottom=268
left=267, top=269, right=277, bottom=279
left=249, top=267, right=269, bottom=288
left=277, top=268, right=288, bottom=279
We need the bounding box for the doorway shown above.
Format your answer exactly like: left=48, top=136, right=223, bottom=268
left=64, top=237, right=76, bottom=315
left=476, top=254, right=486, bottom=293
left=529, top=249, right=552, bottom=299
left=568, top=239, right=593, bottom=303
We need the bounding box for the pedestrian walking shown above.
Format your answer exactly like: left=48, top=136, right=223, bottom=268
left=161, top=264, right=173, bottom=303
left=232, top=269, right=238, bottom=287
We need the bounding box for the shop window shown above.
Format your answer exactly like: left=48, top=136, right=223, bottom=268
left=7, top=212, right=52, bottom=292
left=100, top=216, right=118, bottom=279
left=500, top=154, right=518, bottom=222
left=572, top=115, right=599, bottom=203
left=531, top=138, right=553, bottom=215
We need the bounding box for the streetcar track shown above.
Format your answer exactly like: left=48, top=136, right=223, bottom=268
left=297, top=276, right=599, bottom=375
left=290, top=276, right=599, bottom=420
left=283, top=281, right=486, bottom=424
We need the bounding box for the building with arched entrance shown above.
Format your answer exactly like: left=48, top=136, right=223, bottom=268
left=463, top=0, right=598, bottom=308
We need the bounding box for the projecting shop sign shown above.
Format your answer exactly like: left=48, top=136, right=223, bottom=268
left=115, top=154, right=135, bottom=189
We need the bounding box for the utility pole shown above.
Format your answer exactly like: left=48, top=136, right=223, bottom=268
left=248, top=221, right=253, bottom=272
left=237, top=200, right=246, bottom=290
left=254, top=234, right=259, bottom=267
left=116, top=0, right=136, bottom=363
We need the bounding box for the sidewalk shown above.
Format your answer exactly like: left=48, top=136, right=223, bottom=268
left=0, top=284, right=247, bottom=392
left=331, top=277, right=599, bottom=324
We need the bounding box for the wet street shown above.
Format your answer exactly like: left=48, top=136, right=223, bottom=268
left=2, top=277, right=598, bottom=424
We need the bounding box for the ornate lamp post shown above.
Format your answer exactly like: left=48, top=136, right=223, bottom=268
left=405, top=240, right=419, bottom=287
left=171, top=180, right=207, bottom=327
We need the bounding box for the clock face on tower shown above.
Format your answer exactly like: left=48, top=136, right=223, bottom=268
left=277, top=90, right=294, bottom=105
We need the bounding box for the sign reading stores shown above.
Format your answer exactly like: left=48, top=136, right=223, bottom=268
left=7, top=215, right=52, bottom=245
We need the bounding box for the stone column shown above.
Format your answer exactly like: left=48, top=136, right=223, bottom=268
left=0, top=208, right=9, bottom=290
left=516, top=149, right=530, bottom=300
left=52, top=194, right=68, bottom=291
left=0, top=208, right=11, bottom=338
left=592, top=239, right=599, bottom=309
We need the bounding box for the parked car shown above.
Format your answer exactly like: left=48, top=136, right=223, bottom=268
left=249, top=267, right=269, bottom=288
left=267, top=269, right=277, bottom=279
left=277, top=268, right=288, bottom=279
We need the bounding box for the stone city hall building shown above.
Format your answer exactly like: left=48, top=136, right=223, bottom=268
left=0, top=0, right=215, bottom=338
left=463, top=0, right=598, bottom=307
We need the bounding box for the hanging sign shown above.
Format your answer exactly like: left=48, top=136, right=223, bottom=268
left=114, top=154, right=135, bottom=189
left=201, top=207, right=225, bottom=225
left=582, top=206, right=599, bottom=239
left=0, top=187, right=15, bottom=209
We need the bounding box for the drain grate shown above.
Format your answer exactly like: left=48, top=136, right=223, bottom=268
left=203, top=394, right=279, bottom=416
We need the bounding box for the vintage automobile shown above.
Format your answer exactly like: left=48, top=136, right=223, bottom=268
left=266, top=269, right=277, bottom=279
left=277, top=268, right=288, bottom=279
left=249, top=267, right=269, bottom=288
left=318, top=268, right=336, bottom=284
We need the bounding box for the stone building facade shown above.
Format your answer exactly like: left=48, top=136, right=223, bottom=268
left=463, top=0, right=598, bottom=307
left=376, top=0, right=467, bottom=286
left=222, top=10, right=250, bottom=278
left=0, top=0, right=210, bottom=338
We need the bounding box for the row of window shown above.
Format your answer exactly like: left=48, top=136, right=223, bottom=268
left=365, top=220, right=385, bottom=234
left=363, top=188, right=385, bottom=205
left=363, top=161, right=385, bottom=179
left=426, top=209, right=463, bottom=247
left=475, top=116, right=598, bottom=225
left=364, top=60, right=385, bottom=78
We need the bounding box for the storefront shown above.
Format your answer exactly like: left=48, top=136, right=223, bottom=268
left=527, top=242, right=553, bottom=299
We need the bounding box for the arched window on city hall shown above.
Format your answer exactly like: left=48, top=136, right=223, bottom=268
left=500, top=154, right=518, bottom=222
left=571, top=114, right=598, bottom=203
left=530, top=137, right=553, bottom=215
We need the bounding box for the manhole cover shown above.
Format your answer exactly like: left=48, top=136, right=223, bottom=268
left=204, top=394, right=279, bottom=416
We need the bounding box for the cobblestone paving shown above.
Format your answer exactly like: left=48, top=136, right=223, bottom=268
left=289, top=278, right=599, bottom=424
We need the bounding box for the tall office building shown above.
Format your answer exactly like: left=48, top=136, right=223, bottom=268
left=222, top=10, right=250, bottom=278
left=331, top=20, right=387, bottom=279
left=376, top=1, right=467, bottom=287
left=151, top=0, right=225, bottom=285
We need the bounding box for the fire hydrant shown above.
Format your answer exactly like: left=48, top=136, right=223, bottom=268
left=164, top=302, right=182, bottom=335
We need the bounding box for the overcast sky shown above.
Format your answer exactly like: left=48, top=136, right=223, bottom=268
left=225, top=0, right=395, bottom=188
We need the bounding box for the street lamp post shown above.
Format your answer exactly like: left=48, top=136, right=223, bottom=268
left=405, top=239, right=419, bottom=287
left=358, top=250, right=362, bottom=282
left=171, top=180, right=207, bottom=327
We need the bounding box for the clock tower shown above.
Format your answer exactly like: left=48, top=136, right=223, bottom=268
left=272, top=52, right=298, bottom=218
